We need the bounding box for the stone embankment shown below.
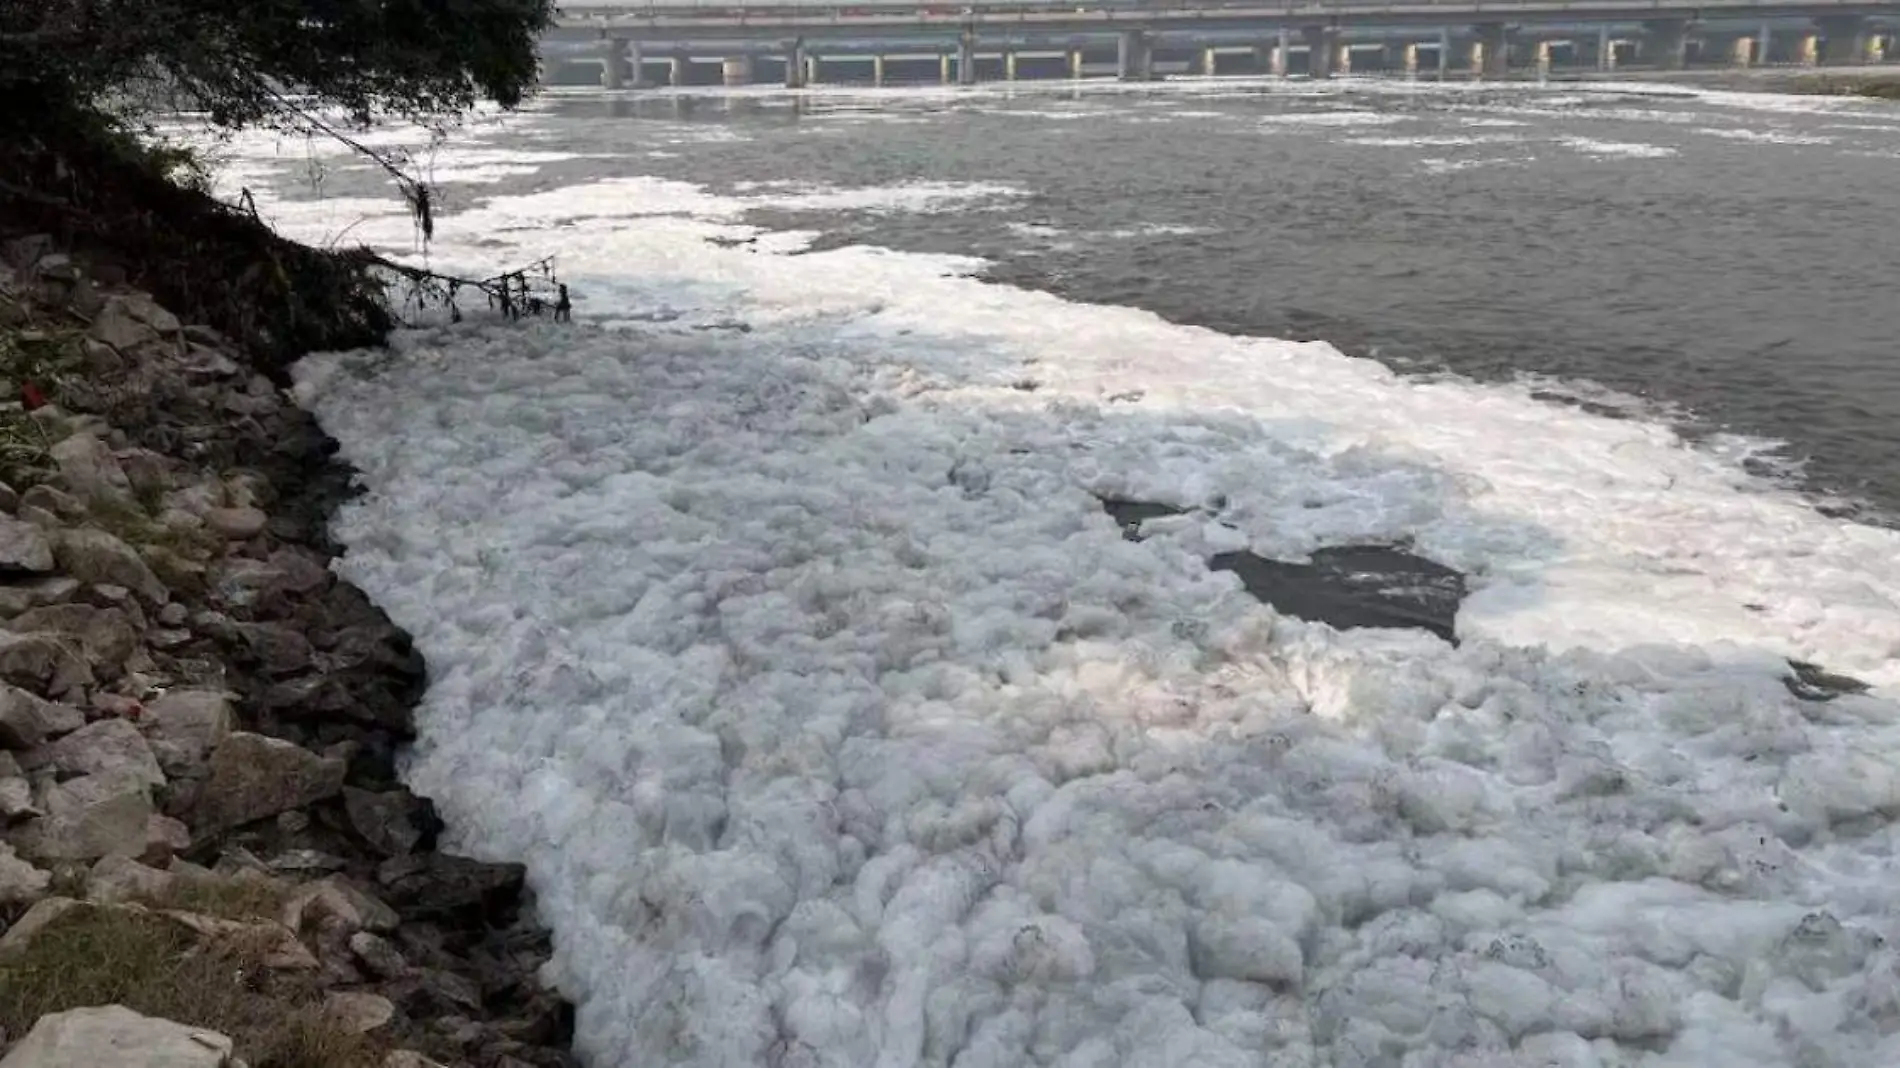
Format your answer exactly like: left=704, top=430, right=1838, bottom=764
left=0, top=234, right=575, bottom=1068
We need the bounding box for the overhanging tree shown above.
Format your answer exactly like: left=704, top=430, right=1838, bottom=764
left=0, top=0, right=561, bottom=369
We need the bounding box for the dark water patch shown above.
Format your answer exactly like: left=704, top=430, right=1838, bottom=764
left=1784, top=659, right=1873, bottom=702
left=1099, top=498, right=1465, bottom=642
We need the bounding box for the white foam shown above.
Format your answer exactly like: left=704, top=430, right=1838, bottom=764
left=1258, top=110, right=1408, bottom=128
left=1346, top=134, right=1523, bottom=148
left=241, top=114, right=1900, bottom=1068
left=1556, top=136, right=1678, bottom=159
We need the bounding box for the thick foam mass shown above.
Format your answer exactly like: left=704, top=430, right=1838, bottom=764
left=260, top=93, right=1900, bottom=1067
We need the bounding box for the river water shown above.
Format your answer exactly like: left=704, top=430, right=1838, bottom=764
left=203, top=77, right=1900, bottom=1067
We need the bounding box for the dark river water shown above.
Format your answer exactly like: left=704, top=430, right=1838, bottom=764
left=295, top=78, right=1900, bottom=520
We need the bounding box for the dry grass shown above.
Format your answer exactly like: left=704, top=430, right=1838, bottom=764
left=145, top=872, right=289, bottom=923
left=0, top=906, right=383, bottom=1067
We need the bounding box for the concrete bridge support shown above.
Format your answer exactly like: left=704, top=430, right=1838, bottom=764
left=1644, top=19, right=1688, bottom=70
left=1068, top=48, right=1084, bottom=78
left=1726, top=35, right=1755, bottom=67
left=1403, top=42, right=1420, bottom=75
left=1797, top=32, right=1819, bottom=64
left=1534, top=39, right=1552, bottom=75
left=1438, top=28, right=1451, bottom=75
left=873, top=55, right=887, bottom=86
left=1303, top=26, right=1338, bottom=78
left=722, top=56, right=753, bottom=86
left=1202, top=47, right=1218, bottom=76
left=1117, top=30, right=1152, bottom=80
left=600, top=37, right=627, bottom=89
left=1473, top=22, right=1509, bottom=78
left=1006, top=51, right=1019, bottom=81
left=1817, top=16, right=1869, bottom=64
left=785, top=39, right=806, bottom=88
left=1597, top=25, right=1615, bottom=70
left=940, top=53, right=953, bottom=84
left=958, top=32, right=977, bottom=84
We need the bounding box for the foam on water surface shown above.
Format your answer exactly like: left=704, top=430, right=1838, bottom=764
left=212, top=97, right=1900, bottom=1067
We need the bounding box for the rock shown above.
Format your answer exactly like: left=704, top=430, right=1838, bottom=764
left=376, top=853, right=525, bottom=920
left=89, top=297, right=168, bottom=355
left=85, top=854, right=176, bottom=904
left=19, top=485, right=81, bottom=520
left=342, top=787, right=432, bottom=857
left=0, top=632, right=93, bottom=698
left=414, top=968, right=484, bottom=1013
left=0, top=897, right=83, bottom=958
left=0, top=773, right=36, bottom=820
left=81, top=338, right=124, bottom=376
left=49, top=432, right=135, bottom=507
left=0, top=516, right=54, bottom=574
left=140, top=690, right=233, bottom=777
left=191, top=732, right=345, bottom=835
left=140, top=815, right=190, bottom=866
left=9, top=769, right=154, bottom=861
left=10, top=604, right=141, bottom=674
left=203, top=507, right=267, bottom=541
left=0, top=1006, right=232, bottom=1068
left=53, top=529, right=167, bottom=605
left=0, top=576, right=80, bottom=618
left=158, top=909, right=318, bottom=971
left=2, top=234, right=53, bottom=271
left=229, top=623, right=313, bottom=676
left=179, top=344, right=239, bottom=378
left=384, top=1053, right=450, bottom=1068
left=156, top=602, right=187, bottom=627
left=0, top=840, right=50, bottom=904
left=323, top=991, right=397, bottom=1034
left=42, top=719, right=164, bottom=787
left=16, top=506, right=60, bottom=530
left=283, top=876, right=400, bottom=935
left=350, top=930, right=410, bottom=978
left=0, top=683, right=85, bottom=748
left=0, top=482, right=15, bottom=513
left=116, top=450, right=171, bottom=502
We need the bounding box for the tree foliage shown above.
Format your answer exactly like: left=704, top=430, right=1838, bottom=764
left=1, top=0, right=556, bottom=129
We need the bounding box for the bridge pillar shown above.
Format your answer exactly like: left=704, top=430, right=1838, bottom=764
left=1117, top=30, right=1151, bottom=81
left=1817, top=17, right=1870, bottom=65
left=1303, top=26, right=1337, bottom=79
left=1797, top=33, right=1819, bottom=65
left=1535, top=40, right=1552, bottom=76
left=1643, top=20, right=1687, bottom=70
left=721, top=56, right=753, bottom=87
left=1068, top=48, right=1084, bottom=78
left=667, top=57, right=684, bottom=87
left=940, top=53, right=952, bottom=84
left=1473, top=23, right=1509, bottom=79
left=785, top=39, right=806, bottom=89
left=1202, top=47, right=1218, bottom=77
left=1728, top=35, right=1754, bottom=68
left=1596, top=25, right=1614, bottom=71
left=959, top=32, right=977, bottom=85
left=1006, top=51, right=1019, bottom=81
left=1277, top=28, right=1291, bottom=75
left=600, top=37, right=627, bottom=90
left=1403, top=42, right=1420, bottom=75
left=1438, top=29, right=1451, bottom=75
left=1757, top=24, right=1772, bottom=65
left=1334, top=40, right=1352, bottom=75
left=873, top=55, right=886, bottom=87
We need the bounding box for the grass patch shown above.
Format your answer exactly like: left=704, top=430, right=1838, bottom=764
left=0, top=906, right=382, bottom=1067
left=145, top=872, right=288, bottom=923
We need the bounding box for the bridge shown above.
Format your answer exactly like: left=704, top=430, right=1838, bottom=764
left=539, top=0, right=1900, bottom=87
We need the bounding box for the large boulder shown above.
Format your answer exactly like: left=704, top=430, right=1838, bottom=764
left=8, top=604, right=141, bottom=675
left=49, top=432, right=135, bottom=508
left=323, top=991, right=397, bottom=1034
left=0, top=1005, right=232, bottom=1068
left=0, top=683, right=84, bottom=748
left=0, top=839, right=50, bottom=905
left=84, top=853, right=176, bottom=904
left=342, top=786, right=433, bottom=857
left=52, top=529, right=167, bottom=605
left=0, top=896, right=83, bottom=958
left=0, top=754, right=36, bottom=819
left=0, top=576, right=80, bottom=619
left=0, top=632, right=93, bottom=698
left=9, top=769, right=154, bottom=862
left=43, top=719, right=165, bottom=788
left=140, top=689, right=234, bottom=777
left=0, top=516, right=54, bottom=574
left=190, top=732, right=345, bottom=835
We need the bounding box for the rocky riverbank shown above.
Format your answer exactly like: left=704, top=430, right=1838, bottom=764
left=0, top=231, right=575, bottom=1068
